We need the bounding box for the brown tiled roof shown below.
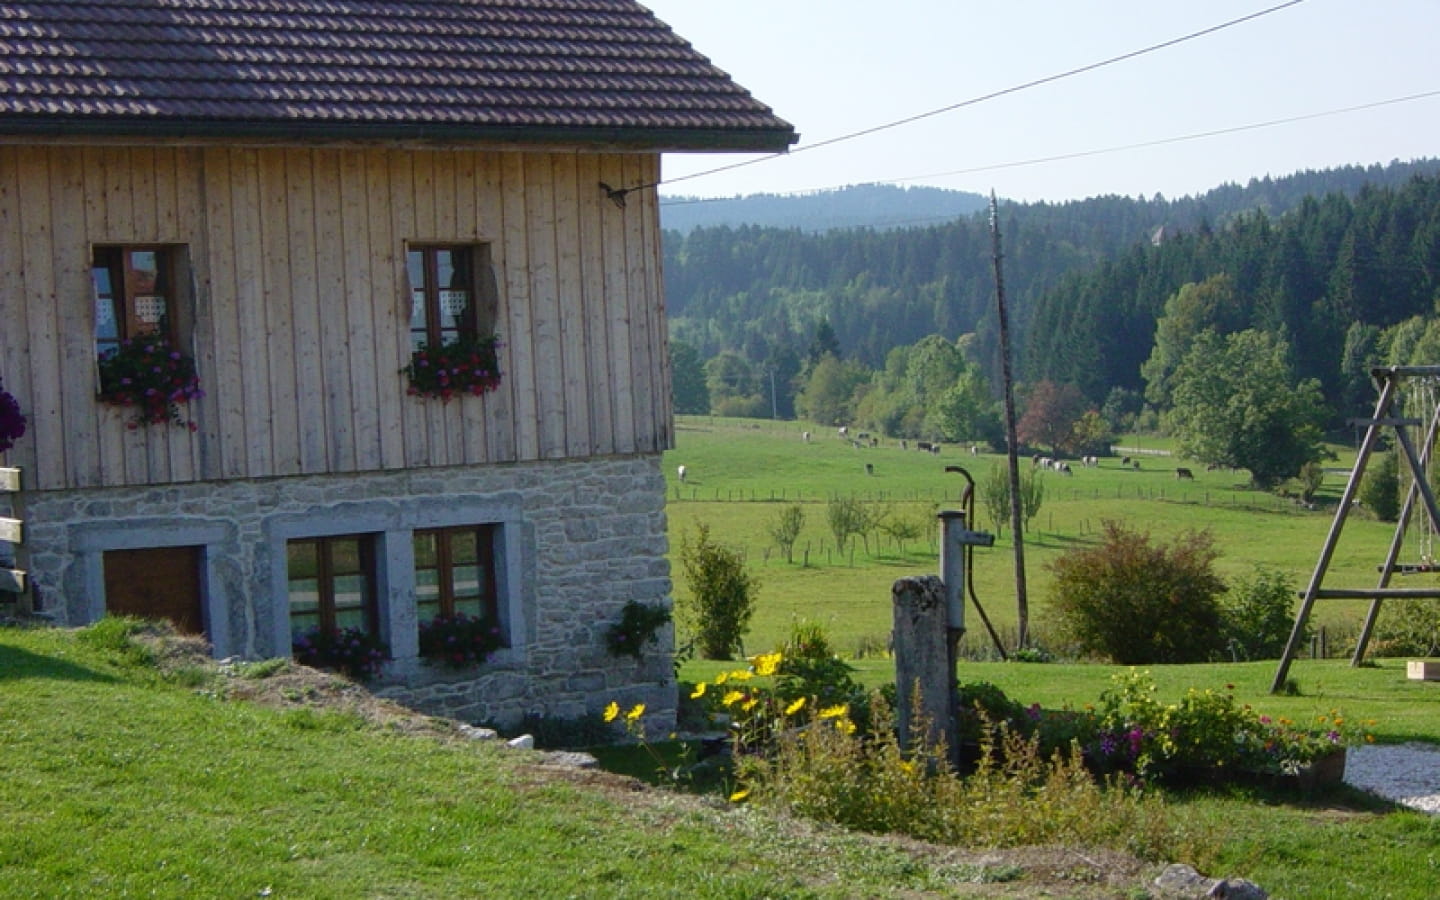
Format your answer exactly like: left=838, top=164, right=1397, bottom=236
left=0, top=0, right=797, bottom=151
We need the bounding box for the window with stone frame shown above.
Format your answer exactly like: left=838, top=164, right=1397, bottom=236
left=414, top=524, right=502, bottom=634
left=286, top=535, right=380, bottom=637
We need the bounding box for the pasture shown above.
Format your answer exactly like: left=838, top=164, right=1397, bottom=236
left=663, top=416, right=1400, bottom=659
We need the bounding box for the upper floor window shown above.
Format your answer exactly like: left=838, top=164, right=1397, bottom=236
left=407, top=244, right=497, bottom=351
left=93, top=246, right=176, bottom=356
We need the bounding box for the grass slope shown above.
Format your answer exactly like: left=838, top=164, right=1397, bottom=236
left=0, top=624, right=1070, bottom=898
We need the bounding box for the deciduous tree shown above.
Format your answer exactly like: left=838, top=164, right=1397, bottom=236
left=1167, top=329, right=1329, bottom=488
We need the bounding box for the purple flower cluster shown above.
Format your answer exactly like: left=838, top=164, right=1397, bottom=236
left=418, top=612, right=505, bottom=669
left=0, top=377, right=24, bottom=453
left=97, top=336, right=204, bottom=430
left=292, top=625, right=390, bottom=681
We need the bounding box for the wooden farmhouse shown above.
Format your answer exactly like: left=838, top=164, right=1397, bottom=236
left=0, top=0, right=794, bottom=727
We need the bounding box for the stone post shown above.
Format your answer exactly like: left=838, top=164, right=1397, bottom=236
left=892, top=574, right=956, bottom=763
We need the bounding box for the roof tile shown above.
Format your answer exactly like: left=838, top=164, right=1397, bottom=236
left=0, top=0, right=796, bottom=150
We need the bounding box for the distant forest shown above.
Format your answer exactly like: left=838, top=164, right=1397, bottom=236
left=662, top=159, right=1440, bottom=425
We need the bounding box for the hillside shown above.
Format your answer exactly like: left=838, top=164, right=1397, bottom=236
left=661, top=158, right=1440, bottom=421
left=660, top=183, right=989, bottom=234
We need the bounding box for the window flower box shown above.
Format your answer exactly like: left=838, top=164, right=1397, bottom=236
left=97, top=336, right=203, bottom=430
left=402, top=334, right=503, bottom=402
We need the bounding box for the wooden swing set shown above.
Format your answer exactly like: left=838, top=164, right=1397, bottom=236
left=1271, top=366, right=1440, bottom=693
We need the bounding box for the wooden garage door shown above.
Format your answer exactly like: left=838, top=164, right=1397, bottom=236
left=103, top=546, right=205, bottom=635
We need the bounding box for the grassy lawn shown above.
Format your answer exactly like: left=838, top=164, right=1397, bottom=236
left=0, top=624, right=1015, bottom=898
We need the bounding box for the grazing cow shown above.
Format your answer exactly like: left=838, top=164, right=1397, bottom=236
left=916, top=440, right=933, bottom=452
left=1121, top=456, right=1131, bottom=467
left=865, top=463, right=874, bottom=476
left=802, top=431, right=811, bottom=443
left=930, top=443, right=941, bottom=455
left=1132, top=460, right=1141, bottom=470
left=970, top=444, right=979, bottom=456
left=1175, top=467, right=1194, bottom=480
left=838, top=426, right=848, bottom=438
left=677, top=464, right=687, bottom=483
left=1082, top=455, right=1098, bottom=468
left=1058, top=462, right=1073, bottom=476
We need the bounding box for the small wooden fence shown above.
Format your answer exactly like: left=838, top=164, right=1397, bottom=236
left=1, top=467, right=23, bottom=596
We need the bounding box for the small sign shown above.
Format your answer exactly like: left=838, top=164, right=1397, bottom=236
left=439, top=290, right=470, bottom=317
left=134, top=295, right=167, bottom=324
left=95, top=297, right=115, bottom=328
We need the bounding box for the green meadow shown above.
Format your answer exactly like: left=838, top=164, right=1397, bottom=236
left=664, top=415, right=1396, bottom=659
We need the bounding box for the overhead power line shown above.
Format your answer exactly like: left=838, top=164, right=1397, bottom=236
left=658, top=88, right=1440, bottom=207
left=639, top=0, right=1307, bottom=197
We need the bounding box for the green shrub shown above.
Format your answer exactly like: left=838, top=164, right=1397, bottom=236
left=774, top=622, right=865, bottom=712
left=605, top=600, right=671, bottom=660
left=1048, top=521, right=1226, bottom=664
left=1360, top=451, right=1401, bottom=521
left=677, top=522, right=758, bottom=660
left=1374, top=597, right=1440, bottom=657
left=1221, top=566, right=1306, bottom=661
left=825, top=496, right=868, bottom=554
left=768, top=504, right=806, bottom=563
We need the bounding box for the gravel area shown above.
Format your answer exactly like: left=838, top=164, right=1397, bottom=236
left=1343, top=742, right=1440, bottom=813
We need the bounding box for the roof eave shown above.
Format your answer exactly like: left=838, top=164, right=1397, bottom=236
left=0, top=117, right=799, bottom=154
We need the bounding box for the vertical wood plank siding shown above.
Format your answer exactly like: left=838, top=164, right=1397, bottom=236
left=0, top=147, right=672, bottom=490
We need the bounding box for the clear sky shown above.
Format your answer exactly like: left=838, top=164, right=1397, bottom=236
left=640, top=0, right=1440, bottom=204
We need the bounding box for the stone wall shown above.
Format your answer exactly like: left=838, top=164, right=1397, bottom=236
left=18, top=453, right=676, bottom=730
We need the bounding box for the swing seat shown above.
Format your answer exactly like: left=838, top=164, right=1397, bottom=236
left=1380, top=563, right=1440, bottom=575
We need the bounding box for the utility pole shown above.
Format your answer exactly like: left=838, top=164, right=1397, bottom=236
left=989, top=192, right=1029, bottom=648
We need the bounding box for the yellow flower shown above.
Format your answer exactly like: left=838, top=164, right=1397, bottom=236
left=626, top=703, right=646, bottom=722
left=689, top=683, right=707, bottom=699
left=752, top=652, right=782, bottom=677
left=784, top=697, right=806, bottom=716
left=899, top=760, right=916, bottom=774
left=819, top=704, right=849, bottom=720
left=741, top=697, right=759, bottom=712
left=715, top=671, right=729, bottom=685
left=728, top=788, right=750, bottom=803
left=603, top=701, right=619, bottom=723
left=834, top=718, right=857, bottom=735
left=722, top=690, right=745, bottom=707
left=728, top=670, right=753, bottom=682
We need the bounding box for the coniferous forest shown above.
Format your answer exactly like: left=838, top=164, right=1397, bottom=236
left=663, top=159, right=1440, bottom=458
